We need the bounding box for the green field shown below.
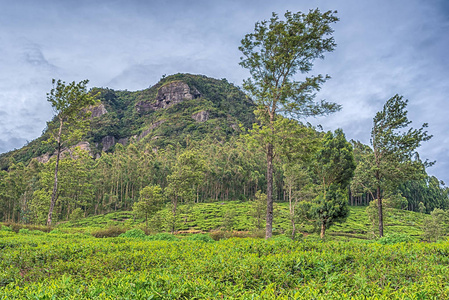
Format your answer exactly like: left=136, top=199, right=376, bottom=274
left=1, top=228, right=449, bottom=299
left=1, top=203, right=444, bottom=299
left=52, top=203, right=426, bottom=240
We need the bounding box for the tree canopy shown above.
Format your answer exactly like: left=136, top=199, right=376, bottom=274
left=239, top=9, right=340, bottom=238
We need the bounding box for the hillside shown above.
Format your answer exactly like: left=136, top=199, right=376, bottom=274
left=0, top=73, right=255, bottom=168
left=52, top=203, right=427, bottom=241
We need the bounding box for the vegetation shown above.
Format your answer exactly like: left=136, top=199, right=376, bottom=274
left=352, top=95, right=432, bottom=237
left=2, top=228, right=449, bottom=298
left=239, top=9, right=341, bottom=238
left=0, top=8, right=448, bottom=299
left=44, top=79, right=98, bottom=225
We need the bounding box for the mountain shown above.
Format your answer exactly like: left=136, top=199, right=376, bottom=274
left=0, top=73, right=256, bottom=169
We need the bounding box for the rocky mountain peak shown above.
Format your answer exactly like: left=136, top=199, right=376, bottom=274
left=136, top=80, right=201, bottom=112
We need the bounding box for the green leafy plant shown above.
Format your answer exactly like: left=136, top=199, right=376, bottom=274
left=377, top=233, right=416, bottom=244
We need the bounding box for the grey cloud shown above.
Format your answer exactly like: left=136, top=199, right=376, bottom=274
left=0, top=0, right=448, bottom=184
left=0, top=137, right=28, bottom=154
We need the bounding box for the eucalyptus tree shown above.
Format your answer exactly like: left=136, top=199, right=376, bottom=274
left=133, top=184, right=164, bottom=231
left=353, top=95, right=432, bottom=237
left=239, top=9, right=340, bottom=238
left=309, top=129, right=355, bottom=239
left=45, top=79, right=97, bottom=226
left=166, top=150, right=206, bottom=233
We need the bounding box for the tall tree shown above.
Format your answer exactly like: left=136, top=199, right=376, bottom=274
left=166, top=150, right=206, bottom=233
left=133, top=184, right=164, bottom=231
left=309, top=129, right=355, bottom=238
left=45, top=79, right=97, bottom=226
left=239, top=9, right=340, bottom=238
left=354, top=94, right=432, bottom=237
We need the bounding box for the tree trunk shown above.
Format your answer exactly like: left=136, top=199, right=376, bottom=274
left=377, top=183, right=383, bottom=237
left=47, top=119, right=63, bottom=226
left=145, top=213, right=148, bottom=232
left=171, top=198, right=177, bottom=234
left=266, top=142, right=274, bottom=239
left=320, top=222, right=326, bottom=239
left=288, top=185, right=296, bottom=240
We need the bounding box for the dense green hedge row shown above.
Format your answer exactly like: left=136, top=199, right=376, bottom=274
left=1, top=230, right=449, bottom=299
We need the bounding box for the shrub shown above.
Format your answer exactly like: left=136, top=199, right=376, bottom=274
left=1, top=222, right=50, bottom=233
left=147, top=233, right=179, bottom=241
left=18, top=228, right=30, bottom=234
left=70, top=208, right=84, bottom=221
left=210, top=230, right=226, bottom=241
left=119, top=228, right=147, bottom=239
left=185, top=233, right=214, bottom=242
left=0, top=225, right=13, bottom=232
left=422, top=209, right=448, bottom=242
left=92, top=226, right=127, bottom=238
left=378, top=233, right=416, bottom=245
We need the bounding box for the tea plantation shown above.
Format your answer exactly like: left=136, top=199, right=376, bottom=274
left=1, top=204, right=446, bottom=299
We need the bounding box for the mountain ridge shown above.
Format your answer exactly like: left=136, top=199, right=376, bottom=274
left=0, top=73, right=256, bottom=169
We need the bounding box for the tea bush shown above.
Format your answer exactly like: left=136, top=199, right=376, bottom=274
left=91, top=226, right=127, bottom=238
left=2, top=232, right=449, bottom=298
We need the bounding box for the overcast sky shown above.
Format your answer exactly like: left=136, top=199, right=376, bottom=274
left=1, top=0, right=448, bottom=183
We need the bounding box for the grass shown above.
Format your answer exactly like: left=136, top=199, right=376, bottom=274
left=33, top=201, right=429, bottom=241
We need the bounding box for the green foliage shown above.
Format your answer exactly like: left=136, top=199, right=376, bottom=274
left=133, top=184, right=164, bottom=230
left=185, top=233, right=214, bottom=242
left=366, top=200, right=386, bottom=239
left=119, top=228, right=147, bottom=239
left=310, top=187, right=350, bottom=238
left=45, top=79, right=98, bottom=226
left=377, top=233, right=416, bottom=244
left=91, top=226, right=127, bottom=238
left=240, top=9, right=340, bottom=238
left=298, top=129, right=355, bottom=239
left=166, top=149, right=206, bottom=232
left=239, top=9, right=340, bottom=118
left=354, top=94, right=432, bottom=237
left=70, top=208, right=84, bottom=221
left=2, top=234, right=449, bottom=298
left=18, top=228, right=30, bottom=235
left=146, top=233, right=178, bottom=241
left=399, top=176, right=449, bottom=212
left=312, top=129, right=355, bottom=190
left=422, top=208, right=448, bottom=242
left=221, top=209, right=237, bottom=231
left=0, top=226, right=12, bottom=232
left=250, top=191, right=266, bottom=230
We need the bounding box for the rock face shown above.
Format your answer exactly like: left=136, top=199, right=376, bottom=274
left=101, top=136, right=116, bottom=152
left=117, top=138, right=129, bottom=146
left=138, top=120, right=166, bottom=141
left=136, top=81, right=201, bottom=112
left=35, top=153, right=51, bottom=164
left=88, top=103, right=108, bottom=118
left=192, top=110, right=209, bottom=122
left=34, top=141, right=92, bottom=163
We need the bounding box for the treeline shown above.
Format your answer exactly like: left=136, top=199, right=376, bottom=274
left=0, top=136, right=265, bottom=224
left=1, top=125, right=447, bottom=226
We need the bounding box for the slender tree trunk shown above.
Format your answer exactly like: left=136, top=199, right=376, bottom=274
left=266, top=142, right=274, bottom=239
left=171, top=198, right=177, bottom=234
left=377, top=182, right=383, bottom=237
left=288, top=186, right=296, bottom=240
left=320, top=222, right=326, bottom=239
left=47, top=119, right=63, bottom=226
left=145, top=212, right=148, bottom=232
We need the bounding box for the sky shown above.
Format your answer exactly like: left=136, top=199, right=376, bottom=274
left=1, top=0, right=448, bottom=183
